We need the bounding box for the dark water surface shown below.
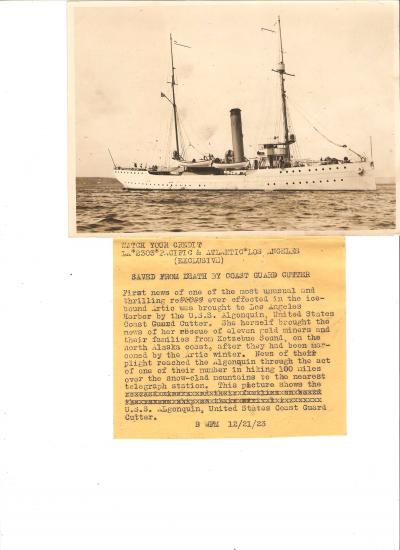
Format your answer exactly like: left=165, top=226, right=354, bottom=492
left=76, top=178, right=396, bottom=233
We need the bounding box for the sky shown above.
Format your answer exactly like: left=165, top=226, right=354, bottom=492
left=71, top=1, right=399, bottom=177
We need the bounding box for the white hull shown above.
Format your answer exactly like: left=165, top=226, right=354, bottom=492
left=114, top=162, right=376, bottom=191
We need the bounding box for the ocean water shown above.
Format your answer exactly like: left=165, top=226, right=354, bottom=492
left=76, top=177, right=396, bottom=233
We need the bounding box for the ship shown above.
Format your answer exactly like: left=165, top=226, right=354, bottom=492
left=111, top=17, right=376, bottom=192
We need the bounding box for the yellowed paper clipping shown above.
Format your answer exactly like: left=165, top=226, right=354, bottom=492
left=114, top=237, right=345, bottom=438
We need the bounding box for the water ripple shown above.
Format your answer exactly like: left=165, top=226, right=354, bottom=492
left=76, top=178, right=396, bottom=233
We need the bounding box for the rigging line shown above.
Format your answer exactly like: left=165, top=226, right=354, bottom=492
left=256, top=72, right=273, bottom=146
left=177, top=111, right=206, bottom=158
left=271, top=48, right=279, bottom=138
left=289, top=96, right=331, bottom=134
left=259, top=40, right=279, bottom=140
left=175, top=111, right=189, bottom=159
left=288, top=98, right=365, bottom=159
left=257, top=25, right=276, bottom=145
left=274, top=101, right=283, bottom=143
left=286, top=106, right=301, bottom=160
left=178, top=125, right=186, bottom=160
left=176, top=111, right=188, bottom=158
left=285, top=96, right=292, bottom=133
left=287, top=98, right=347, bottom=149
left=152, top=106, right=168, bottom=161
left=151, top=113, right=163, bottom=161
left=274, top=68, right=283, bottom=140
left=312, top=126, right=346, bottom=148
left=271, top=73, right=281, bottom=138
left=163, top=111, right=173, bottom=166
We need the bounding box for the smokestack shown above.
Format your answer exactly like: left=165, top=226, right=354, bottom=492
left=230, top=108, right=245, bottom=162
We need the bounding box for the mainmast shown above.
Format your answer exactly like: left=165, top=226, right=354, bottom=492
left=273, top=16, right=294, bottom=165
left=169, top=33, right=180, bottom=160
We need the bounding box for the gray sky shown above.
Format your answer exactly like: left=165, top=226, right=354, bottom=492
left=72, top=1, right=399, bottom=177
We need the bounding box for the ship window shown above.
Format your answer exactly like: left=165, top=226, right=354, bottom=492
left=306, top=181, right=308, bottom=183
left=309, top=169, right=311, bottom=172
left=341, top=179, right=343, bottom=181
left=344, top=166, right=347, bottom=169
left=320, top=180, right=322, bottom=183
left=298, top=170, right=301, bottom=173
left=292, top=170, right=294, bottom=173
left=322, top=168, right=324, bottom=171
left=329, top=167, right=331, bottom=170
left=326, top=180, right=329, bottom=182
left=273, top=183, right=276, bottom=185
left=334, top=179, right=336, bottom=182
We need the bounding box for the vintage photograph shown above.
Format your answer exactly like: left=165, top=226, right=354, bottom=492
left=69, top=1, right=399, bottom=235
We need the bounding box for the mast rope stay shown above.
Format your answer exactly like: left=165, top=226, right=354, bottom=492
left=176, top=112, right=187, bottom=160
left=288, top=96, right=344, bottom=147
left=288, top=98, right=367, bottom=160
left=310, top=124, right=347, bottom=149
left=176, top=110, right=207, bottom=158
left=163, top=111, right=173, bottom=167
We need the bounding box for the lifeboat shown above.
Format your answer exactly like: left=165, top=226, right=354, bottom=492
left=179, top=159, right=213, bottom=169
left=212, top=160, right=249, bottom=170
left=147, top=165, right=183, bottom=175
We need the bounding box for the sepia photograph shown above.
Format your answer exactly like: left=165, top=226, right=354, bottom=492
left=68, top=0, right=399, bottom=235
left=0, top=1, right=399, bottom=547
